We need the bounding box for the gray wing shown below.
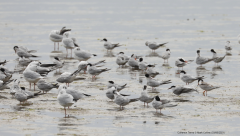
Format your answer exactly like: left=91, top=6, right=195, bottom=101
left=50, top=34, right=63, bottom=40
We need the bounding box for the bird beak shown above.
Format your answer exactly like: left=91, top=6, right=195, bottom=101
left=185, top=61, right=187, bottom=63
left=135, top=58, right=136, bottom=60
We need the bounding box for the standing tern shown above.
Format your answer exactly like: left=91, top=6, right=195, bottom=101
left=168, top=85, right=198, bottom=96
left=198, top=79, right=220, bottom=96
left=196, top=50, right=215, bottom=66
left=101, top=38, right=122, bottom=51
left=210, top=49, right=226, bottom=66
left=152, top=96, right=177, bottom=113
left=179, top=70, right=204, bottom=85
left=116, top=52, right=129, bottom=67
left=106, top=86, right=129, bottom=101
left=113, top=91, right=138, bottom=110
left=74, top=47, right=97, bottom=61
left=87, top=63, right=111, bottom=80
left=225, top=41, right=232, bottom=52
left=78, top=60, right=105, bottom=74
left=145, top=74, right=171, bottom=90
left=175, top=58, right=194, bottom=70
left=62, top=32, right=79, bottom=58
left=56, top=69, right=81, bottom=86
left=37, top=79, right=59, bottom=93
left=159, top=49, right=171, bottom=63
left=145, top=41, right=168, bottom=52
left=138, top=85, right=154, bottom=106
left=10, top=79, right=20, bottom=96
left=13, top=46, right=38, bottom=58
left=57, top=86, right=75, bottom=117
left=49, top=27, right=71, bottom=50
left=107, top=81, right=127, bottom=92
left=146, top=65, right=160, bottom=77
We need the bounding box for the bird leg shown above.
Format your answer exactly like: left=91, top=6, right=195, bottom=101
left=160, top=109, right=161, bottom=113
left=34, top=83, right=36, bottom=91
left=156, top=109, right=157, bottom=113
left=203, top=91, right=206, bottom=96
left=144, top=102, right=145, bottom=107
left=54, top=42, right=56, bottom=50
left=64, top=107, right=66, bottom=117
left=71, top=49, right=72, bottom=58
left=30, top=83, right=31, bottom=90
left=58, top=42, right=59, bottom=50
left=66, top=49, right=68, bottom=58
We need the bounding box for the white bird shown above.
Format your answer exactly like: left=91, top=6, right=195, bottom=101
left=23, top=65, right=44, bottom=91
left=106, top=86, right=129, bottom=101
left=116, top=52, right=129, bottom=67
left=13, top=46, right=38, bottom=58
left=56, top=70, right=81, bottom=86
left=78, top=60, right=105, bottom=74
left=113, top=91, right=138, bottom=110
left=225, top=41, right=232, bottom=52
left=210, top=49, right=226, bottom=66
left=101, top=38, right=122, bottom=51
left=87, top=63, right=111, bottom=80
left=145, top=41, right=168, bottom=52
left=175, top=58, right=194, bottom=70
left=138, top=85, right=154, bottom=106
left=37, top=79, right=59, bottom=93
left=179, top=70, right=204, bottom=85
left=152, top=96, right=177, bottom=113
left=128, top=54, right=139, bottom=68
left=168, top=85, right=198, bottom=96
left=145, top=74, right=171, bottom=90
left=49, top=27, right=71, bottom=50
left=107, top=81, right=127, bottom=92
left=159, top=49, right=171, bottom=63
left=196, top=50, right=215, bottom=66
left=74, top=47, right=97, bottom=61
left=198, top=79, right=220, bottom=96
left=62, top=32, right=79, bottom=57
left=57, top=85, right=75, bottom=117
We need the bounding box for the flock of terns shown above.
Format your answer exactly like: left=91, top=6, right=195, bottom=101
left=0, top=26, right=235, bottom=117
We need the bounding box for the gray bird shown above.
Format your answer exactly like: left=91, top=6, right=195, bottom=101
left=56, top=69, right=81, bottom=86
left=10, top=79, right=20, bottom=96
left=210, top=49, right=226, bottom=66
left=0, top=68, right=12, bottom=82
left=62, top=32, right=79, bottom=57
left=159, top=49, right=171, bottom=63
left=101, top=38, right=122, bottom=51
left=179, top=70, right=204, bottom=85
left=52, top=57, right=65, bottom=70
left=18, top=56, right=33, bottom=67
left=113, top=91, right=138, bottom=110
left=145, top=74, right=171, bottom=90
left=196, top=50, right=215, bottom=66
left=168, top=85, right=198, bottom=96
left=106, top=86, right=129, bottom=101
left=152, top=96, right=177, bottom=113
left=37, top=79, right=59, bottom=93
left=198, top=79, right=220, bottom=96
left=128, top=54, right=139, bottom=68
left=225, top=41, right=232, bottom=52
left=78, top=60, right=105, bottom=74
left=107, top=81, right=127, bottom=92
left=138, top=85, right=154, bottom=106
left=87, top=63, right=111, bottom=80
left=145, top=41, right=168, bottom=52
left=175, top=58, right=194, bottom=70
left=146, top=65, right=160, bottom=77
left=0, top=79, right=13, bottom=90
left=49, top=27, right=71, bottom=50
left=13, top=46, right=38, bottom=58
left=116, top=52, right=129, bottom=67
left=74, top=47, right=97, bottom=61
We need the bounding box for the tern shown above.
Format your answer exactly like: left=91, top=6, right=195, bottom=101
left=145, top=41, right=168, bottom=52
left=78, top=60, right=105, bottom=74
left=168, top=85, right=198, bottom=96
left=146, top=65, right=160, bottom=77
left=175, top=58, right=194, bottom=70
left=13, top=46, right=38, bottom=58
left=179, top=70, right=204, bottom=85
left=225, top=41, right=232, bottom=52
left=138, top=85, right=154, bottom=106
left=128, top=54, right=139, bottom=68
left=198, top=79, right=220, bottom=96
left=106, top=86, right=129, bottom=101
left=116, top=52, right=129, bottom=67
left=37, top=79, right=59, bottom=93
left=152, top=96, right=177, bottom=113
left=145, top=74, right=171, bottom=90
left=159, top=49, right=171, bottom=63
left=210, top=49, right=226, bottom=66
left=196, top=50, right=215, bottom=66
left=0, top=79, right=13, bottom=90
left=87, top=63, right=111, bottom=80
left=101, top=38, right=122, bottom=51
left=56, top=69, right=81, bottom=86
left=107, top=81, right=127, bottom=92
left=113, top=91, right=138, bottom=110
left=74, top=47, right=97, bottom=61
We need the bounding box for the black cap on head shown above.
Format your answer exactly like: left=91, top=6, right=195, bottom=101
left=20, top=87, right=25, bottom=90
left=131, top=54, right=134, bottom=57
left=179, top=58, right=185, bottom=62
left=0, top=68, right=5, bottom=72
left=87, top=63, right=92, bottom=66
left=103, top=38, right=107, bottom=41
left=155, top=96, right=160, bottom=101
left=54, top=57, right=59, bottom=61
left=147, top=65, right=153, bottom=67
left=169, top=86, right=176, bottom=89
left=210, top=49, right=216, bottom=53
left=198, top=79, right=203, bottom=83
left=143, top=85, right=147, bottom=90
left=109, top=81, right=114, bottom=84
left=197, top=50, right=200, bottom=53
left=145, top=74, right=150, bottom=77
left=166, top=49, right=170, bottom=51
left=180, top=70, right=186, bottom=74
left=139, top=58, right=143, bottom=62
left=13, top=46, right=18, bottom=49
left=119, top=52, right=124, bottom=54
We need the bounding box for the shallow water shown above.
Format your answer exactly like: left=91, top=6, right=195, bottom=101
left=0, top=0, right=240, bottom=135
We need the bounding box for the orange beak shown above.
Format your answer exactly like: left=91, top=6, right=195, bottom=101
left=185, top=61, right=187, bottom=63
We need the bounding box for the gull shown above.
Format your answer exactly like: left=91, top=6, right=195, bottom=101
left=128, top=54, right=139, bottom=68
left=74, top=47, right=97, bottom=61
left=106, top=86, right=129, bottom=101
left=196, top=50, right=215, bottom=66
left=57, top=86, right=75, bottom=117
left=78, top=60, right=105, bottom=74
left=225, top=41, right=232, bottom=52
left=37, top=79, right=59, bottom=93
left=0, top=79, right=13, bottom=90
left=49, top=27, right=71, bottom=50
left=18, top=56, right=33, bottom=67
left=145, top=74, right=171, bottom=90
left=107, top=81, right=127, bottom=92
left=179, top=70, right=204, bottom=85
left=0, top=68, right=12, bottom=82
left=87, top=63, right=111, bottom=80
left=198, top=79, right=220, bottom=96
left=159, top=49, right=171, bottom=63
left=138, top=85, right=154, bottom=106
left=210, top=49, right=226, bottom=66
left=23, top=65, right=44, bottom=91
left=58, top=84, right=91, bottom=102
left=152, top=96, right=177, bottom=113
left=62, top=32, right=79, bottom=57
left=145, top=41, right=168, bottom=52
left=146, top=65, right=160, bottom=77
left=175, top=58, right=194, bottom=70
left=116, top=52, right=129, bottom=67
left=168, top=85, right=198, bottom=96
left=101, top=38, right=122, bottom=51
left=56, top=69, right=81, bottom=86
left=13, top=46, right=38, bottom=58
left=113, top=91, right=138, bottom=110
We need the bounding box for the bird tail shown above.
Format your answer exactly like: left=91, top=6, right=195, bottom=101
left=3, top=79, right=14, bottom=86
left=159, top=42, right=168, bottom=46
left=28, top=50, right=37, bottom=53
left=83, top=93, right=91, bottom=97
left=164, top=104, right=177, bottom=108
left=31, top=55, right=39, bottom=57
left=92, top=54, right=97, bottom=56
left=52, top=83, right=59, bottom=88
left=102, top=68, right=111, bottom=72
left=129, top=98, right=139, bottom=103
left=160, top=80, right=171, bottom=85
left=120, top=93, right=130, bottom=97
left=93, top=60, right=106, bottom=66
left=34, top=91, right=42, bottom=96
